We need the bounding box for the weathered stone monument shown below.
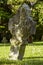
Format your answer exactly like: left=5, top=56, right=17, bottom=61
left=8, top=3, right=36, bottom=60
left=2, top=36, right=7, bottom=43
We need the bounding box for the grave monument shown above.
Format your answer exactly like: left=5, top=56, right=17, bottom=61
left=8, top=3, right=36, bottom=60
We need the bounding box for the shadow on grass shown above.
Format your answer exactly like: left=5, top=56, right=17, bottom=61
left=0, top=42, right=43, bottom=46
left=27, top=42, right=43, bottom=46
left=0, top=43, right=10, bottom=46
left=0, top=57, right=43, bottom=65
left=23, top=56, right=43, bottom=59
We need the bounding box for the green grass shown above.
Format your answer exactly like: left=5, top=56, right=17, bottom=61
left=0, top=43, right=10, bottom=60
left=0, top=42, right=43, bottom=65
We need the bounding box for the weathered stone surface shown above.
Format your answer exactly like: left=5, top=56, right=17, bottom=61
left=8, top=3, right=36, bottom=60
left=9, top=38, right=19, bottom=60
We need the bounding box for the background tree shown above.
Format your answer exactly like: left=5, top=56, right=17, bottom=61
left=0, top=0, right=43, bottom=42
left=32, top=1, right=43, bottom=41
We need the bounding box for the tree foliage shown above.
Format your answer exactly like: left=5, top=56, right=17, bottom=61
left=0, top=0, right=43, bottom=41
left=32, top=1, right=43, bottom=40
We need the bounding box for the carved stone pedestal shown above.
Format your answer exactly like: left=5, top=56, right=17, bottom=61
left=9, top=38, right=19, bottom=60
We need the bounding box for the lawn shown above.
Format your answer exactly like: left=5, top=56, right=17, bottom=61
left=0, top=42, right=43, bottom=65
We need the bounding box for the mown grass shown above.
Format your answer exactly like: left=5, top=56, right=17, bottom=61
left=0, top=42, right=43, bottom=65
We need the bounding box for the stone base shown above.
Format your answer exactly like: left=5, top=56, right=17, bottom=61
left=9, top=45, right=19, bottom=60
left=9, top=51, right=19, bottom=60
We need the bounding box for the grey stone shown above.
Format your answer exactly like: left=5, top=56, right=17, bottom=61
left=41, top=35, right=43, bottom=41
left=8, top=3, right=36, bottom=60
left=2, top=37, right=7, bottom=43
